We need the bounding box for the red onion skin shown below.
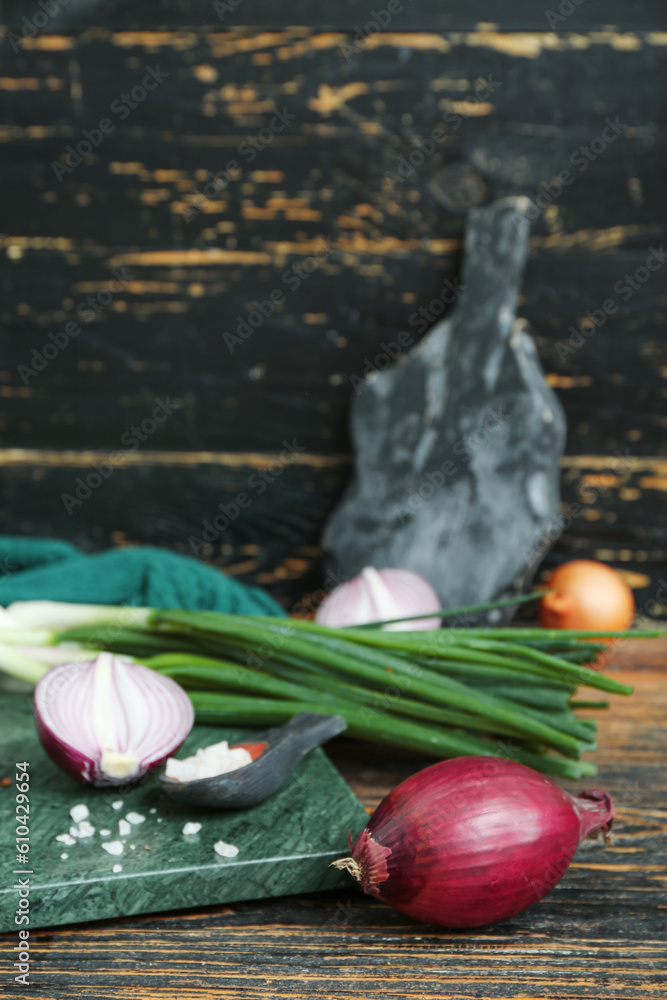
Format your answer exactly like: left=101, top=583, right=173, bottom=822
left=34, top=707, right=183, bottom=787
left=34, top=707, right=92, bottom=785
left=346, top=757, right=614, bottom=928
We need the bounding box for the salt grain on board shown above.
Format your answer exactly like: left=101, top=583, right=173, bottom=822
left=214, top=840, right=239, bottom=859
left=60, top=853, right=68, bottom=860
left=69, top=804, right=89, bottom=824
left=126, top=812, right=145, bottom=825
left=111, top=800, right=123, bottom=810
left=101, top=841, right=123, bottom=856
left=56, top=833, right=76, bottom=846
left=182, top=822, right=202, bottom=836
left=118, top=818, right=131, bottom=836
left=112, top=864, right=122, bottom=873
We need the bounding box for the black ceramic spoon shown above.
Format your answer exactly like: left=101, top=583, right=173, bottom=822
left=159, top=712, right=347, bottom=809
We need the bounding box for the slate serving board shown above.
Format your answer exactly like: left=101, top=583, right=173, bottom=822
left=0, top=693, right=367, bottom=932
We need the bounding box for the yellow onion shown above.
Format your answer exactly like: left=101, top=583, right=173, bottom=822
left=539, top=560, right=635, bottom=632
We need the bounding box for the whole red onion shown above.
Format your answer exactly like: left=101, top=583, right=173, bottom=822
left=333, top=756, right=614, bottom=927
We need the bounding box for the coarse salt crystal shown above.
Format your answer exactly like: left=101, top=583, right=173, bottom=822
left=182, top=822, right=202, bottom=836
left=112, top=864, right=122, bottom=873
left=60, top=853, right=68, bottom=860
left=166, top=741, right=252, bottom=783
left=214, top=840, right=239, bottom=859
left=118, top=818, right=131, bottom=836
left=100, top=828, right=111, bottom=836
left=126, top=811, right=145, bottom=825
left=149, top=808, right=157, bottom=814
left=111, top=800, right=123, bottom=810
left=76, top=820, right=95, bottom=838
left=56, top=833, right=76, bottom=846
left=70, top=804, right=89, bottom=824
left=101, top=841, right=123, bottom=856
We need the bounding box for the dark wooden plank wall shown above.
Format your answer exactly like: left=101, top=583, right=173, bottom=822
left=0, top=9, right=666, bottom=611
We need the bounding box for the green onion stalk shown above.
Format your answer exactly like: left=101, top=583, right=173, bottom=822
left=0, top=597, right=661, bottom=781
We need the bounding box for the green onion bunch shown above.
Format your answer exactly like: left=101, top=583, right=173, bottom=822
left=26, top=592, right=655, bottom=782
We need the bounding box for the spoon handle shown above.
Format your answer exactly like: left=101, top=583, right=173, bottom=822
left=278, top=712, right=347, bottom=755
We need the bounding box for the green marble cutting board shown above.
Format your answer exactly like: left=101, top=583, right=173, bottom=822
left=0, top=693, right=367, bottom=932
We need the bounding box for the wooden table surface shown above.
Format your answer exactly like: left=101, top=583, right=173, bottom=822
left=3, top=641, right=666, bottom=999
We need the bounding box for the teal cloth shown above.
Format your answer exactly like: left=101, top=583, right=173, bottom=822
left=0, top=537, right=286, bottom=616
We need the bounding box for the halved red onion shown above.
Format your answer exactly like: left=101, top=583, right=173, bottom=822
left=34, top=653, right=194, bottom=787
left=316, top=567, right=442, bottom=630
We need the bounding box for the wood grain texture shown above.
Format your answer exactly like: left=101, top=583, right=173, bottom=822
left=0, top=455, right=665, bottom=609
left=1, top=648, right=665, bottom=999
left=3, top=2, right=667, bottom=31
left=0, top=17, right=666, bottom=609
left=3, top=0, right=667, bottom=32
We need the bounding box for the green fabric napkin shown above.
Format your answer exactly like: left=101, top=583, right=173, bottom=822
left=0, top=537, right=286, bottom=616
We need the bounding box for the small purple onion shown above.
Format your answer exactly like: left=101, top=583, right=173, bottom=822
left=316, top=567, right=442, bottom=630
left=34, top=653, right=194, bottom=787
